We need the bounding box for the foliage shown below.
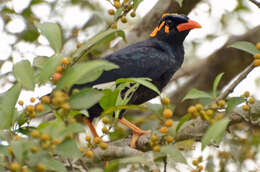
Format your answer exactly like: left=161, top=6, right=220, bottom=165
left=0, top=0, right=260, bottom=171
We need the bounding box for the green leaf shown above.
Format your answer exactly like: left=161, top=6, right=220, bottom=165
left=160, top=145, right=187, bottom=164
left=0, top=83, right=21, bottom=129
left=72, top=29, right=126, bottom=60
left=176, top=0, right=183, bottom=7
left=213, top=73, right=224, bottom=98
left=11, top=139, right=31, bottom=164
left=38, top=54, right=63, bottom=84
left=54, top=139, right=81, bottom=158
left=176, top=114, right=191, bottom=132
left=226, top=97, right=245, bottom=113
left=69, top=88, right=103, bottom=109
left=33, top=56, right=48, bottom=69
left=0, top=145, right=9, bottom=156
left=13, top=60, right=35, bottom=90
left=201, top=117, right=230, bottom=150
left=59, top=123, right=85, bottom=138
left=105, top=161, right=119, bottom=172
left=35, top=22, right=62, bottom=53
left=42, top=159, right=67, bottom=172
left=228, top=41, right=260, bottom=55
left=182, top=88, right=212, bottom=101
left=56, top=60, right=118, bottom=90
left=100, top=89, right=120, bottom=110
left=116, top=78, right=160, bottom=95
left=133, top=0, right=144, bottom=9
left=101, top=105, right=148, bottom=117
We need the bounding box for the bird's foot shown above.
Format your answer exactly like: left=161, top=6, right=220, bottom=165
left=118, top=117, right=151, bottom=148
left=130, top=129, right=151, bottom=148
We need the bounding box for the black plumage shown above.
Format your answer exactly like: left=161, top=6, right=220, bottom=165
left=72, top=14, right=201, bottom=122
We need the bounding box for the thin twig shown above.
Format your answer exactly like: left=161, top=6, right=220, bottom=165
left=249, top=0, right=260, bottom=8
left=216, top=62, right=255, bottom=101
left=163, top=156, right=167, bottom=172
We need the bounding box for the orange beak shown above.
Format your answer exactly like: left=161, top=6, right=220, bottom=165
left=177, top=19, right=202, bottom=32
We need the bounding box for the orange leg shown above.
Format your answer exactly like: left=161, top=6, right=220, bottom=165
left=83, top=117, right=99, bottom=138
left=119, top=118, right=151, bottom=148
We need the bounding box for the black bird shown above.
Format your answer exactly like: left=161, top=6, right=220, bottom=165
left=72, top=13, right=201, bottom=147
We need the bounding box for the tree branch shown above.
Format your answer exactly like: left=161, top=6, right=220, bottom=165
left=249, top=0, right=260, bottom=8
left=84, top=100, right=260, bottom=162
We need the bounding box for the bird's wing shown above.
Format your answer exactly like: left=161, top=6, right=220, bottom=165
left=72, top=44, right=175, bottom=89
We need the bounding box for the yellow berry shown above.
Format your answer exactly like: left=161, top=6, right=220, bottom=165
left=160, top=126, right=168, bottom=133
left=30, top=97, right=36, bottom=103
left=191, top=111, right=199, bottom=119
left=31, top=130, right=40, bottom=138
left=35, top=103, right=44, bottom=112
left=206, top=109, right=214, bottom=118
left=197, top=156, right=203, bottom=162
left=256, top=42, right=260, bottom=51
left=52, top=72, right=62, bottom=83
left=102, top=117, right=110, bottom=124
left=163, top=108, right=173, bottom=118
left=242, top=104, right=250, bottom=111
left=99, top=142, right=108, bottom=150
left=29, top=112, right=36, bottom=118
left=61, top=102, right=70, bottom=111
left=114, top=1, right=120, bottom=9
left=21, top=167, right=29, bottom=172
left=56, top=65, right=63, bottom=73
left=243, top=91, right=250, bottom=98
left=198, top=165, right=203, bottom=171
left=211, top=103, right=218, bottom=109
left=130, top=11, right=136, bottom=17
left=41, top=142, right=50, bottom=150
left=217, top=100, right=226, bottom=108
left=80, top=147, right=85, bottom=153
left=10, top=162, right=20, bottom=171
left=41, top=96, right=50, bottom=104
left=36, top=164, right=46, bottom=172
left=188, top=106, right=196, bottom=114
left=31, top=146, right=38, bottom=153
left=108, top=9, right=115, bottom=15
left=76, top=42, right=82, bottom=48
left=254, top=59, right=260, bottom=67
left=121, top=16, right=127, bottom=23
left=215, top=113, right=224, bottom=120
left=41, top=133, right=50, bottom=142
left=165, top=119, right=173, bottom=127
left=192, top=159, right=199, bottom=166
left=18, top=100, right=24, bottom=106
left=102, top=126, right=109, bottom=134
left=85, top=150, right=94, bottom=158
left=52, top=138, right=62, bottom=145
left=248, top=97, right=255, bottom=104
left=195, top=104, right=203, bottom=111
left=153, top=145, right=160, bottom=152
left=26, top=105, right=34, bottom=113
left=111, top=23, right=118, bottom=29
left=94, top=137, right=102, bottom=144
left=8, top=146, right=13, bottom=154
left=161, top=97, right=170, bottom=105
left=165, top=135, right=174, bottom=143
left=85, top=136, right=91, bottom=142
left=200, top=110, right=209, bottom=121
left=61, top=57, right=70, bottom=65
left=150, top=135, right=158, bottom=142
left=127, top=4, right=133, bottom=10
left=254, top=53, right=260, bottom=59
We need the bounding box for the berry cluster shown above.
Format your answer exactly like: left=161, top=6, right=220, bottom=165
left=108, top=0, right=137, bottom=29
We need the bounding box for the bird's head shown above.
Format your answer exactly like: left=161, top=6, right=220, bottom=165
left=150, top=13, right=201, bottom=43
